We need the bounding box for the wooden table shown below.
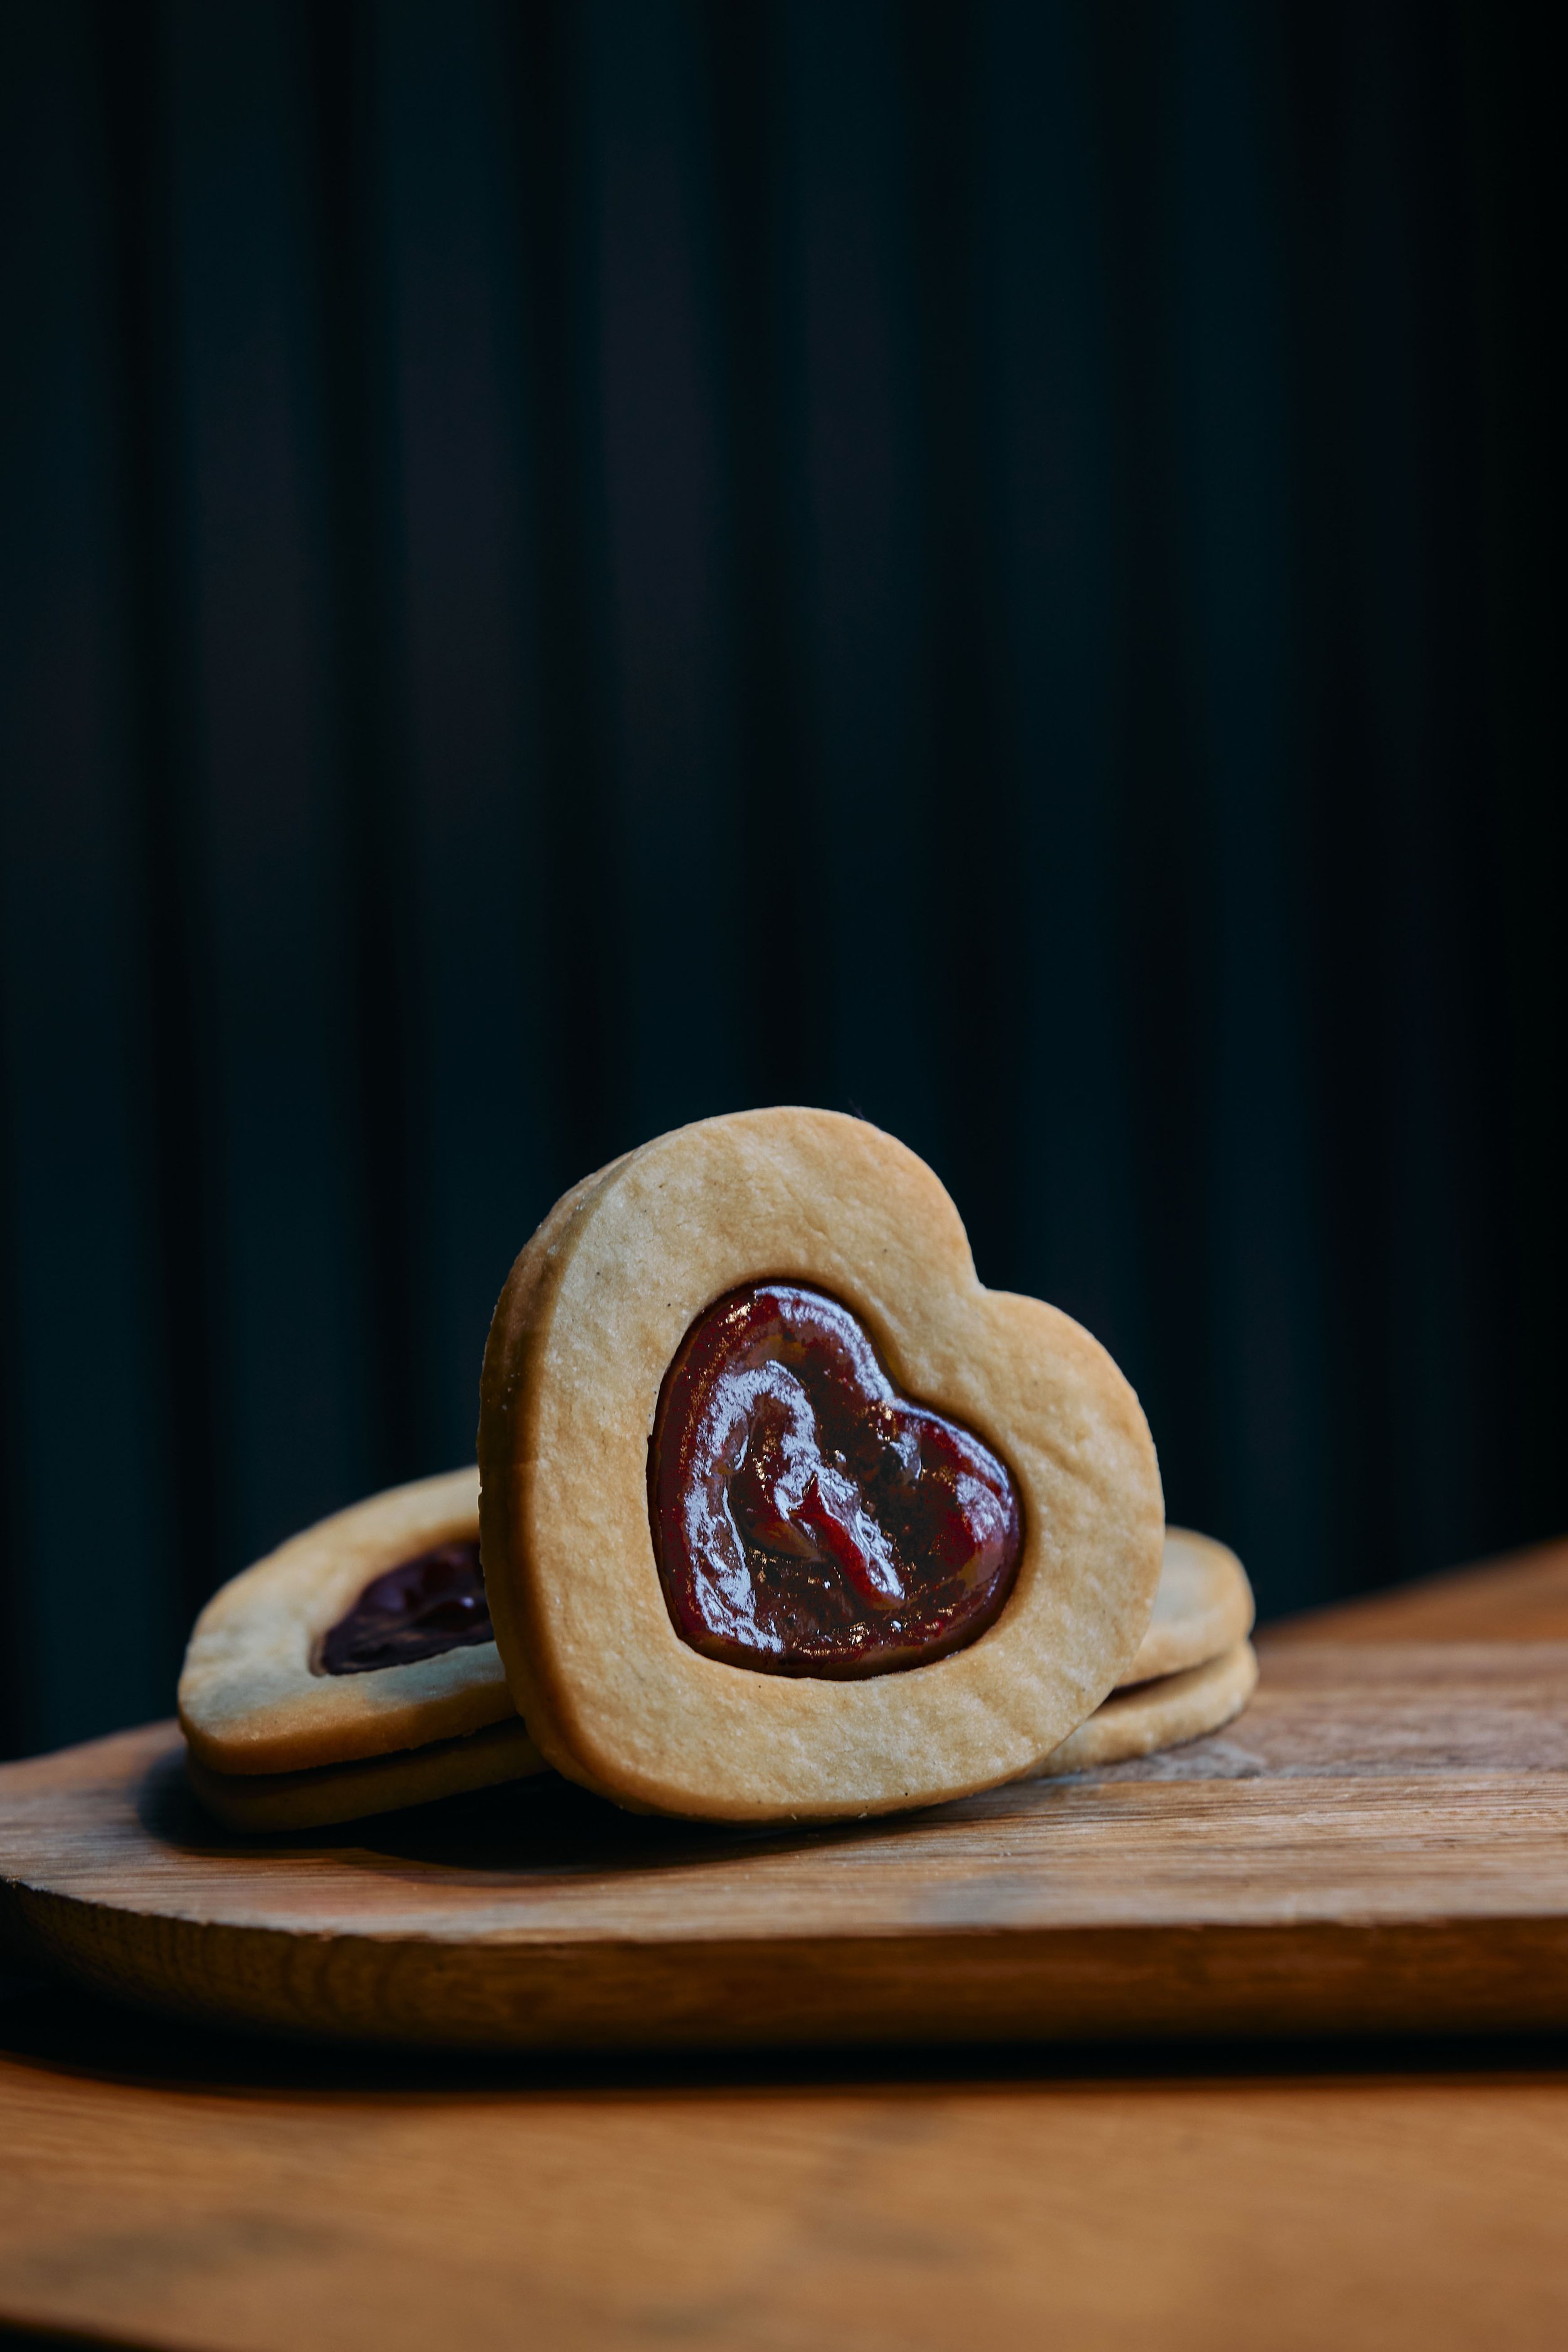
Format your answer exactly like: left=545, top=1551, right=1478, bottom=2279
left=4, top=1540, right=1568, bottom=2352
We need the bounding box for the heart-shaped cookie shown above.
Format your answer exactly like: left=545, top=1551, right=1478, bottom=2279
left=1036, top=1640, right=1259, bottom=1777
left=184, top=1714, right=543, bottom=1833
left=479, top=1107, right=1164, bottom=1821
left=179, top=1468, right=532, bottom=1777
left=1117, top=1527, right=1253, bottom=1686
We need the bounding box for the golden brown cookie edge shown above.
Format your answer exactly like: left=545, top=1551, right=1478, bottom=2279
left=480, top=1108, right=1164, bottom=1823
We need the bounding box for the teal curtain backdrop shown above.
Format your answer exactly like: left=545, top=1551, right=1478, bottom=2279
left=1, top=2, right=1562, bottom=1754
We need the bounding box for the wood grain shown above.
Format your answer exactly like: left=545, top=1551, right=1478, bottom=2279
left=3, top=1554, right=1567, bottom=2352
left=6, top=1643, right=1568, bottom=2049
left=3, top=2011, right=1568, bottom=2352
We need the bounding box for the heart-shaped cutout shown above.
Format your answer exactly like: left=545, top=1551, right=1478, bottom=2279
left=319, top=1537, right=493, bottom=1676
left=652, top=1280, right=1023, bottom=1677
left=479, top=1108, right=1164, bottom=1823
left=177, top=1468, right=516, bottom=1779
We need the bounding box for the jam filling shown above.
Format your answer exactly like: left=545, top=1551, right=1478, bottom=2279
left=650, top=1281, right=1024, bottom=1677
left=319, top=1538, right=493, bottom=1675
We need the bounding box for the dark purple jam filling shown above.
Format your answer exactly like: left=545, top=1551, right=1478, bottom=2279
left=649, top=1281, right=1024, bottom=1678
left=319, top=1538, right=493, bottom=1675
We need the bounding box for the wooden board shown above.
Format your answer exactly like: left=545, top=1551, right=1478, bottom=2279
left=6, top=2013, right=1568, bottom=2352
left=4, top=1641, right=1568, bottom=2051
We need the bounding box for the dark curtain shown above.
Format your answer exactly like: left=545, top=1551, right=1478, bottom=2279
left=1, top=0, right=1562, bottom=1755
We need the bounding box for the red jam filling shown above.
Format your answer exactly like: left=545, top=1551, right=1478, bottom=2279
left=319, top=1538, right=493, bottom=1675
left=650, top=1281, right=1024, bottom=1677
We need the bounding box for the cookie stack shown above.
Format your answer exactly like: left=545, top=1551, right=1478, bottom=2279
left=179, top=1108, right=1256, bottom=1834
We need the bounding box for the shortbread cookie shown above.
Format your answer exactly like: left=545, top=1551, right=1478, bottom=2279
left=179, top=1468, right=516, bottom=1776
left=1034, top=1639, right=1258, bottom=1777
left=1118, top=1527, right=1253, bottom=1686
left=186, top=1715, right=544, bottom=1833
left=479, top=1107, right=1164, bottom=1823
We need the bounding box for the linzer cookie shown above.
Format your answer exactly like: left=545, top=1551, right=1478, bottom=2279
left=1120, top=1527, right=1253, bottom=1685
left=479, top=1106, right=1164, bottom=1822
left=179, top=1467, right=544, bottom=1828
left=1034, top=1639, right=1259, bottom=1777
left=1030, top=1528, right=1253, bottom=1774
left=185, top=1715, right=543, bottom=1833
